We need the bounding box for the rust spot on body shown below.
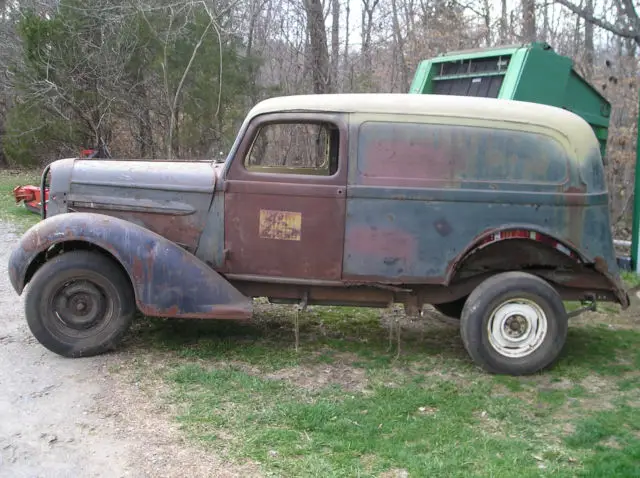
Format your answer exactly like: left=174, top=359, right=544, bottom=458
left=132, top=256, right=144, bottom=282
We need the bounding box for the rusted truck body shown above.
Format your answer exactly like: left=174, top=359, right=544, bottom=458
left=8, top=94, right=629, bottom=375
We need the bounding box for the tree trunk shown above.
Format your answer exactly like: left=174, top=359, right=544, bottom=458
left=584, top=0, right=594, bottom=79
left=521, top=0, right=536, bottom=42
left=136, top=82, right=153, bottom=158
left=172, top=106, right=180, bottom=159
left=344, top=0, right=351, bottom=91
left=360, top=0, right=379, bottom=75
left=483, top=0, right=492, bottom=46
left=246, top=4, right=258, bottom=103
left=246, top=0, right=270, bottom=104
left=303, top=0, right=331, bottom=94
left=359, top=0, right=380, bottom=91
left=391, top=0, right=408, bottom=91
left=331, top=0, right=340, bottom=91
left=573, top=1, right=582, bottom=59
left=500, top=0, right=508, bottom=43
left=542, top=0, right=549, bottom=41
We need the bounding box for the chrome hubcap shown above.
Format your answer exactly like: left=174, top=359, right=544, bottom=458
left=487, top=299, right=548, bottom=358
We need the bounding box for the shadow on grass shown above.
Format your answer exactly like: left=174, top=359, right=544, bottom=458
left=553, top=325, right=640, bottom=379
left=121, top=306, right=467, bottom=370
left=121, top=304, right=640, bottom=376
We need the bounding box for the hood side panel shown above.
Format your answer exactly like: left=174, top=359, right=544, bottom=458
left=65, top=160, right=216, bottom=252
left=69, top=160, right=217, bottom=192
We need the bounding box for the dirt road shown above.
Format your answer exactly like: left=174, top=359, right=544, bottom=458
left=0, top=221, right=259, bottom=478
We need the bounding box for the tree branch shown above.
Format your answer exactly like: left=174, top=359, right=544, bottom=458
left=168, top=14, right=213, bottom=158
left=554, top=0, right=640, bottom=41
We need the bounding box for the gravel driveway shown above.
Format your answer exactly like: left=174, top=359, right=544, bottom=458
left=0, top=220, right=259, bottom=478
left=0, top=221, right=140, bottom=477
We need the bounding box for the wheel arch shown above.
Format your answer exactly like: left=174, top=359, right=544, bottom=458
left=446, top=225, right=629, bottom=307
left=23, top=240, right=134, bottom=296
left=9, top=212, right=252, bottom=319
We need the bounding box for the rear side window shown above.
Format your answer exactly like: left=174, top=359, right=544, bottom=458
left=357, top=121, right=569, bottom=185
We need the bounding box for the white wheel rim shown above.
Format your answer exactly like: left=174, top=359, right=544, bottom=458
left=487, top=298, right=548, bottom=358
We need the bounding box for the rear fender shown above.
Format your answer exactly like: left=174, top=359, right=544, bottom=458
left=447, top=225, right=630, bottom=308
left=8, top=212, right=252, bottom=319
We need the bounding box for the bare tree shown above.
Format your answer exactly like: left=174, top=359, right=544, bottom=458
left=391, top=0, right=409, bottom=90
left=361, top=0, right=380, bottom=74
left=522, top=0, right=536, bottom=41
left=330, top=0, right=340, bottom=91
left=584, top=0, right=594, bottom=78
left=554, top=0, right=640, bottom=46
left=303, top=0, right=330, bottom=93
left=500, top=0, right=508, bottom=42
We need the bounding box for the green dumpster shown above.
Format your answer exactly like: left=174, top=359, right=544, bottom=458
left=409, top=42, right=611, bottom=159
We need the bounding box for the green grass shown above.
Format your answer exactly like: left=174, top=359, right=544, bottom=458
left=622, top=271, right=640, bottom=288
left=122, top=303, right=640, bottom=477
left=0, top=169, right=41, bottom=229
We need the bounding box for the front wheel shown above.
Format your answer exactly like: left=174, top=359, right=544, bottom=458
left=460, top=271, right=567, bottom=375
left=24, top=250, right=136, bottom=358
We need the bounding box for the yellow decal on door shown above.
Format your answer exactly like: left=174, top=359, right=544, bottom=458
left=259, top=209, right=302, bottom=241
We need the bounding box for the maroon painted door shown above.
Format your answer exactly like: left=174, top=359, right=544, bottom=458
left=223, top=112, right=348, bottom=281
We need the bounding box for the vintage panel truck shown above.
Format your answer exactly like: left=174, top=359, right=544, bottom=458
left=8, top=93, right=630, bottom=375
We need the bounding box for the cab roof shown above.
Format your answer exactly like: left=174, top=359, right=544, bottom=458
left=247, top=93, right=598, bottom=157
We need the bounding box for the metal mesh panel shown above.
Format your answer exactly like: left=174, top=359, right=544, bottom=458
left=433, top=75, right=504, bottom=97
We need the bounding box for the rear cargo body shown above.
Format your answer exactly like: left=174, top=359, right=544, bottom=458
left=343, top=114, right=613, bottom=286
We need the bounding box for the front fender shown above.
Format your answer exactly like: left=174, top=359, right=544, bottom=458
left=8, top=212, right=252, bottom=319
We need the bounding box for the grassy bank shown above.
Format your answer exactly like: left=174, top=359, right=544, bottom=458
left=122, top=300, right=640, bottom=477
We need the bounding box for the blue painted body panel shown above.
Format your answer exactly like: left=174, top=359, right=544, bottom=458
left=342, top=187, right=615, bottom=281
left=196, top=190, right=226, bottom=269
left=343, top=115, right=622, bottom=293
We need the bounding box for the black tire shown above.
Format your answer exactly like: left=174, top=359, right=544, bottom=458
left=24, top=250, right=136, bottom=358
left=433, top=297, right=467, bottom=319
left=460, top=271, right=567, bottom=375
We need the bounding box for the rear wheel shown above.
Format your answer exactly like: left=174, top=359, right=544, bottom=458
left=460, top=271, right=567, bottom=375
left=25, top=250, right=135, bottom=358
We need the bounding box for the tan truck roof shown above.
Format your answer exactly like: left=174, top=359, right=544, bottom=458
left=247, top=93, right=599, bottom=160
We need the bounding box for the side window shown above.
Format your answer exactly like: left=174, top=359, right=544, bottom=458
left=245, top=122, right=339, bottom=176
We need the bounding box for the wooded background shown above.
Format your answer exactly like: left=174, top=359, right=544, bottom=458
left=0, top=0, right=637, bottom=232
